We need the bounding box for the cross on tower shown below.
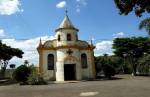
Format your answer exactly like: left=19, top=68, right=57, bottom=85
left=65, top=9, right=68, bottom=15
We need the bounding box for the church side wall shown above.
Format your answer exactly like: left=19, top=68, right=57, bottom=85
left=42, top=50, right=56, bottom=80
left=80, top=50, right=93, bottom=79
left=88, top=50, right=95, bottom=78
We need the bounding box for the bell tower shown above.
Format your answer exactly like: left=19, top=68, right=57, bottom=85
left=55, top=11, right=79, bottom=46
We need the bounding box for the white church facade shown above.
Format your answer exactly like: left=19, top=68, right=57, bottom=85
left=37, top=14, right=96, bottom=81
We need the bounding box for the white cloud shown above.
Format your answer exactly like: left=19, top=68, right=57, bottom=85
left=94, top=40, right=113, bottom=56
left=76, top=0, right=87, bottom=13
left=76, top=8, right=80, bottom=13
left=0, top=28, right=13, bottom=39
left=76, top=5, right=80, bottom=13
left=96, top=41, right=112, bottom=50
left=0, top=0, right=23, bottom=15
left=2, top=36, right=55, bottom=67
left=56, top=1, right=67, bottom=8
left=94, top=32, right=125, bottom=56
left=113, top=32, right=125, bottom=38
left=76, top=0, right=87, bottom=6
left=2, top=33, right=114, bottom=66
left=0, top=29, right=5, bottom=37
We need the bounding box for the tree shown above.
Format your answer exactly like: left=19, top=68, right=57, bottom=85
left=139, top=18, right=150, bottom=37
left=113, top=37, right=150, bottom=75
left=13, top=65, right=31, bottom=84
left=114, top=0, right=150, bottom=36
left=95, top=54, right=116, bottom=79
left=9, top=64, right=16, bottom=69
left=24, top=60, right=29, bottom=66
left=0, top=40, right=24, bottom=78
left=103, top=63, right=116, bottom=79
left=95, top=56, right=103, bottom=76
left=139, top=54, right=150, bottom=66
left=138, top=54, right=150, bottom=75
left=114, top=0, right=150, bottom=17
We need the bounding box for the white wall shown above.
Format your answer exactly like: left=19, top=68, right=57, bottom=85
left=56, top=29, right=78, bottom=47
left=56, top=48, right=82, bottom=81
left=42, top=50, right=56, bottom=80
left=41, top=48, right=94, bottom=81
left=80, top=50, right=94, bottom=79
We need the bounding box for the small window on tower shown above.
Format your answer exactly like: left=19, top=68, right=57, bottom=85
left=67, top=34, right=71, bottom=41
left=58, top=35, right=60, bottom=41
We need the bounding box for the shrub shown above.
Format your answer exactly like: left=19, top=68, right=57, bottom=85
left=103, top=64, right=116, bottom=79
left=13, top=65, right=31, bottom=84
left=30, top=77, right=48, bottom=85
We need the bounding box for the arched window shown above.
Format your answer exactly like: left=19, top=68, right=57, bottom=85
left=81, top=53, right=88, bottom=68
left=47, top=54, right=54, bottom=70
left=67, top=34, right=71, bottom=41
left=58, top=35, right=60, bottom=41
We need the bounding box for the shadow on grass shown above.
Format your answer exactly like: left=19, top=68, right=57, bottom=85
left=0, top=79, right=18, bottom=86
left=135, top=74, right=150, bottom=77
left=87, top=76, right=123, bottom=81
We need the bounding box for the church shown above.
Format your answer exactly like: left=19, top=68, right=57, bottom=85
left=37, top=13, right=96, bottom=81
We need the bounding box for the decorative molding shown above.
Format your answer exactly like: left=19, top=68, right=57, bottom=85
left=64, top=55, right=78, bottom=62
left=37, top=45, right=95, bottom=51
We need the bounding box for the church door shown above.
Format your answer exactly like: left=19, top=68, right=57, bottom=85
left=64, top=64, right=76, bottom=81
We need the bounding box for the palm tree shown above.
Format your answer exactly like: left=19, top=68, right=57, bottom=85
left=24, top=60, right=29, bottom=67
left=139, top=17, right=150, bottom=37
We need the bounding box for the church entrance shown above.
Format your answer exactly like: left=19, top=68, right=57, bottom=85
left=64, top=64, right=76, bottom=81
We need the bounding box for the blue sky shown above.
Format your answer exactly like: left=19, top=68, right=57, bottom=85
left=0, top=0, right=148, bottom=66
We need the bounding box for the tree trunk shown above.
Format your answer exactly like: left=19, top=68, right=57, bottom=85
left=0, top=68, right=6, bottom=78
left=132, top=62, right=138, bottom=76
left=0, top=61, right=8, bottom=78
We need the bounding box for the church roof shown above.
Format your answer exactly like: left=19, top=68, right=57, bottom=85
left=41, top=39, right=91, bottom=49
left=55, top=15, right=79, bottom=32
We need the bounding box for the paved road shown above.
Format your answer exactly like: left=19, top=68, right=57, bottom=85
left=0, top=75, right=150, bottom=97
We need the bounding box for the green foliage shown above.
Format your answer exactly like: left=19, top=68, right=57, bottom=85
left=27, top=64, right=48, bottom=85
left=123, top=63, right=132, bottom=74
left=114, top=0, right=150, bottom=36
left=113, top=37, right=150, bottom=75
left=114, top=0, right=150, bottom=17
left=109, top=56, right=123, bottom=73
left=138, top=54, right=150, bottom=75
left=103, top=64, right=116, bottom=79
left=95, top=55, right=125, bottom=74
left=139, top=18, right=150, bottom=37
left=13, top=65, right=31, bottom=83
left=30, top=77, right=48, bottom=85
left=0, top=40, right=24, bottom=78
left=113, top=37, right=150, bottom=58
left=95, top=55, right=117, bottom=78
left=95, top=56, right=103, bottom=74
left=28, top=65, right=39, bottom=83
left=0, top=41, right=24, bottom=60
left=24, top=60, right=29, bottom=66
left=139, top=54, right=150, bottom=65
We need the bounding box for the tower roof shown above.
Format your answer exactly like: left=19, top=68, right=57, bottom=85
left=55, top=15, right=79, bottom=32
